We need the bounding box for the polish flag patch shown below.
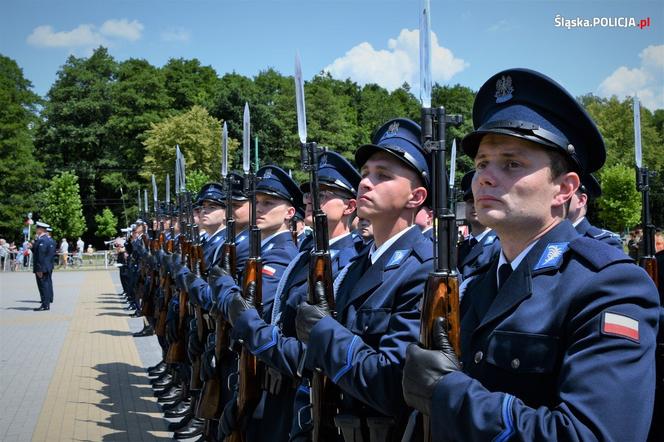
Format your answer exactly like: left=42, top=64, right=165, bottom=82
left=262, top=265, right=277, bottom=277
left=601, top=312, right=639, bottom=342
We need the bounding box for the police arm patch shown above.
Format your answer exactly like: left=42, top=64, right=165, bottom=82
left=601, top=311, right=639, bottom=342
left=262, top=265, right=277, bottom=276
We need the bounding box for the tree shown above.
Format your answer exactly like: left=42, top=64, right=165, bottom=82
left=39, top=171, right=87, bottom=239
left=186, top=170, right=211, bottom=194
left=162, top=58, right=219, bottom=111
left=94, top=207, right=118, bottom=239
left=597, top=164, right=641, bottom=233
left=142, top=105, right=238, bottom=185
left=0, top=54, right=44, bottom=240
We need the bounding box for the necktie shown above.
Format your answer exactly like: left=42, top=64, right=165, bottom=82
left=498, top=263, right=513, bottom=289
left=469, top=237, right=478, bottom=248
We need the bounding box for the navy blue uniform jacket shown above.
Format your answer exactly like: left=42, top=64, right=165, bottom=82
left=458, top=230, right=500, bottom=280
left=574, top=217, right=623, bottom=251
left=431, top=220, right=659, bottom=441
left=33, top=234, right=56, bottom=272
left=304, top=226, right=433, bottom=419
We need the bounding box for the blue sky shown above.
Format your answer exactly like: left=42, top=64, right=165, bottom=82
left=3, top=0, right=663, bottom=109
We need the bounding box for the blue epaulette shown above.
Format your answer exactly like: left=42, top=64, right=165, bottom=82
left=569, top=236, right=633, bottom=270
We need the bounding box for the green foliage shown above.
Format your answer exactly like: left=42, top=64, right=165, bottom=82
left=40, top=171, right=87, bottom=239
left=94, top=207, right=118, bottom=238
left=597, top=164, right=641, bottom=232
left=186, top=170, right=212, bottom=194
left=142, top=105, right=238, bottom=184
left=0, top=55, right=45, bottom=240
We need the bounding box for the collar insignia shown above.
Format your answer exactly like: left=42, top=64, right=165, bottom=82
left=534, top=242, right=569, bottom=270
left=495, top=75, right=514, bottom=103
left=386, top=249, right=408, bottom=268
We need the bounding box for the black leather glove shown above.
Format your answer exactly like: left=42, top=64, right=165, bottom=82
left=295, top=281, right=330, bottom=344
left=187, top=319, right=204, bottom=361
left=402, top=317, right=460, bottom=415
left=227, top=284, right=256, bottom=327
left=208, top=264, right=229, bottom=285
left=218, top=393, right=242, bottom=440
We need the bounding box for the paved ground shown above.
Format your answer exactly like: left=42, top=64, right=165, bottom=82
left=0, top=270, right=172, bottom=441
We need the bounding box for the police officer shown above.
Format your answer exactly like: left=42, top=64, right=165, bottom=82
left=567, top=173, right=623, bottom=250
left=457, top=170, right=500, bottom=280
left=33, top=221, right=56, bottom=311
left=294, top=118, right=434, bottom=441
left=402, top=68, right=659, bottom=441
left=219, top=150, right=361, bottom=441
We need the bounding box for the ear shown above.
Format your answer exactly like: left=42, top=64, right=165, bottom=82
left=405, top=186, right=427, bottom=209
left=553, top=172, right=580, bottom=208
left=343, top=199, right=357, bottom=217
left=284, top=205, right=296, bottom=222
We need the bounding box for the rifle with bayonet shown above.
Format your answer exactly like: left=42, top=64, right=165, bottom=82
left=226, top=103, right=262, bottom=442
left=166, top=150, right=192, bottom=364
left=199, top=122, right=235, bottom=419
left=633, top=96, right=658, bottom=287
left=294, top=52, right=339, bottom=441
left=156, top=173, right=175, bottom=338
left=141, top=175, right=160, bottom=318
left=418, top=1, right=463, bottom=440
left=190, top=219, right=209, bottom=392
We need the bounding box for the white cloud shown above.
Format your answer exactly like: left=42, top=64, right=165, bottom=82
left=324, top=28, right=467, bottom=92
left=100, top=19, right=144, bottom=41
left=27, top=24, right=106, bottom=48
left=161, top=28, right=191, bottom=43
left=598, top=45, right=664, bottom=110
left=27, top=19, right=144, bottom=51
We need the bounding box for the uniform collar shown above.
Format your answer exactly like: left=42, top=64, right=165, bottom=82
left=369, top=225, right=416, bottom=265
left=472, top=228, right=491, bottom=244
left=329, top=231, right=352, bottom=246
left=496, top=238, right=539, bottom=286
left=261, top=229, right=289, bottom=247
left=572, top=216, right=585, bottom=228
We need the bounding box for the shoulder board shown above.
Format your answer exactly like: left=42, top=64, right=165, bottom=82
left=411, top=236, right=434, bottom=262
left=533, top=242, right=570, bottom=271
left=569, top=237, right=633, bottom=270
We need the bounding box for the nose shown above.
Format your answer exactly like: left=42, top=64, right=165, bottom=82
left=358, top=175, right=373, bottom=193
left=474, top=166, right=496, bottom=188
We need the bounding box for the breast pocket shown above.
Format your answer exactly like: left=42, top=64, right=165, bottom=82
left=485, top=330, right=559, bottom=374
left=350, top=308, right=391, bottom=338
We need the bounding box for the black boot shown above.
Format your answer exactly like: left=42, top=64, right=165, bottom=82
left=168, top=413, right=193, bottom=432
left=174, top=417, right=205, bottom=439
left=162, top=397, right=190, bottom=412
left=147, top=360, right=166, bottom=374
left=165, top=400, right=192, bottom=418
left=157, top=386, right=183, bottom=402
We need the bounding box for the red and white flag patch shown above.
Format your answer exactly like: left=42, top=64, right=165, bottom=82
left=602, top=312, right=639, bottom=341
left=262, top=265, right=277, bottom=277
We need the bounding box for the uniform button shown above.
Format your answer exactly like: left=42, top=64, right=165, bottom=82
left=363, top=325, right=369, bottom=332
left=474, top=351, right=483, bottom=363
left=511, top=358, right=520, bottom=369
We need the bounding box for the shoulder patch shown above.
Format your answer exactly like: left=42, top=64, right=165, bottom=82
left=601, top=311, right=639, bottom=342
left=569, top=237, right=633, bottom=270
left=386, top=249, right=410, bottom=268
left=262, top=265, right=277, bottom=276
left=533, top=242, right=569, bottom=271
left=484, top=235, right=496, bottom=245
left=330, top=249, right=339, bottom=260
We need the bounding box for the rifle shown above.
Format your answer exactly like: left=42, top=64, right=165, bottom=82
left=294, top=52, right=338, bottom=441
left=633, top=96, right=658, bottom=287
left=190, top=221, right=209, bottom=391
left=418, top=2, right=463, bottom=440
left=141, top=176, right=160, bottom=318
left=156, top=172, right=176, bottom=338
left=166, top=150, right=191, bottom=364
left=226, top=103, right=262, bottom=442
left=199, top=122, right=235, bottom=419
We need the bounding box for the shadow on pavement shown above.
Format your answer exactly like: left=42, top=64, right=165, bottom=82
left=91, top=362, right=171, bottom=441
left=91, top=330, right=135, bottom=337
left=16, top=299, right=42, bottom=303
left=4, top=306, right=43, bottom=311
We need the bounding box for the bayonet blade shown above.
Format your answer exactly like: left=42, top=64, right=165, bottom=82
left=179, top=149, right=186, bottom=192
left=144, top=189, right=148, bottom=213
left=294, top=52, right=308, bottom=144
left=633, top=95, right=642, bottom=169
left=151, top=174, right=158, bottom=204
left=449, top=139, right=457, bottom=188
left=166, top=174, right=170, bottom=204
left=222, top=121, right=228, bottom=179
left=243, top=103, right=251, bottom=174
left=138, top=189, right=141, bottom=211
left=419, top=0, right=432, bottom=108
left=175, top=145, right=181, bottom=193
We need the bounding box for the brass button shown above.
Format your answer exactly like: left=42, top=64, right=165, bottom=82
left=511, top=358, right=520, bottom=369
left=474, top=351, right=483, bottom=363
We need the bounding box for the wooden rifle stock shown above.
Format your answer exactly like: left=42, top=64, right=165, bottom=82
left=226, top=257, right=263, bottom=442
left=166, top=238, right=191, bottom=364
left=640, top=257, right=659, bottom=288
left=199, top=242, right=236, bottom=419
left=309, top=252, right=339, bottom=442
left=191, top=243, right=209, bottom=391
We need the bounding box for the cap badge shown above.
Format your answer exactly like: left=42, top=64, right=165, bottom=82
left=495, top=75, right=514, bottom=103
left=385, top=121, right=400, bottom=137
left=319, top=154, right=328, bottom=167
left=264, top=168, right=273, bottom=179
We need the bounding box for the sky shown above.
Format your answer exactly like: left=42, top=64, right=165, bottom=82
left=3, top=0, right=663, bottom=110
